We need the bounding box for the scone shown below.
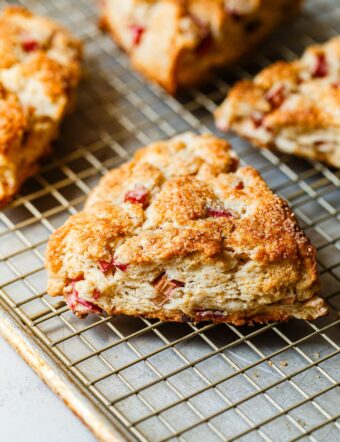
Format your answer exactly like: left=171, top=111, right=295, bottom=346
left=99, top=0, right=303, bottom=94
left=0, top=6, right=82, bottom=207
left=45, top=133, right=327, bottom=325
left=215, top=36, right=340, bottom=168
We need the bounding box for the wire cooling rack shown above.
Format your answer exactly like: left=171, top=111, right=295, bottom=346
left=0, top=0, right=339, bottom=441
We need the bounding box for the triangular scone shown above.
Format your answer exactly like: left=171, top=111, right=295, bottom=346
left=99, top=0, right=302, bottom=94
left=46, top=133, right=327, bottom=325
left=0, top=7, right=81, bottom=207
left=215, top=36, right=340, bottom=168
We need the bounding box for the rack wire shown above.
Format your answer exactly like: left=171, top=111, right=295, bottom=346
left=0, top=0, right=339, bottom=441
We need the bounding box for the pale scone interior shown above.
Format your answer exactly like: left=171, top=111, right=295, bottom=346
left=215, top=36, right=340, bottom=168
left=0, top=6, right=81, bottom=206
left=46, top=133, right=327, bottom=325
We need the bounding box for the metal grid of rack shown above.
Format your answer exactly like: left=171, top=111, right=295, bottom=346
left=0, top=0, right=339, bottom=441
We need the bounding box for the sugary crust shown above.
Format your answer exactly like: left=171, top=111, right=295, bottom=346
left=0, top=85, right=27, bottom=155
left=0, top=6, right=82, bottom=207
left=45, top=133, right=327, bottom=324
left=215, top=36, right=340, bottom=168
left=99, top=0, right=303, bottom=93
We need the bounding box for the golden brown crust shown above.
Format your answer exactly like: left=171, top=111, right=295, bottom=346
left=0, top=86, right=27, bottom=155
left=215, top=36, right=340, bottom=168
left=0, top=6, right=82, bottom=206
left=47, top=201, right=145, bottom=275
left=45, top=133, right=327, bottom=324
left=100, top=0, right=303, bottom=93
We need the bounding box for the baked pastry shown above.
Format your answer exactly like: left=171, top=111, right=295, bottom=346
left=99, top=0, right=303, bottom=94
left=0, top=6, right=82, bottom=207
left=46, top=133, right=327, bottom=325
left=215, top=36, right=340, bottom=168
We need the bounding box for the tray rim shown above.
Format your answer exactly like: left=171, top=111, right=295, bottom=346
left=0, top=300, right=136, bottom=442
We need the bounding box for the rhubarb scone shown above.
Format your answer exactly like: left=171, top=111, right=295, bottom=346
left=45, top=133, right=327, bottom=325
left=99, top=0, right=303, bottom=93
left=0, top=6, right=82, bottom=207
left=215, top=36, right=340, bottom=168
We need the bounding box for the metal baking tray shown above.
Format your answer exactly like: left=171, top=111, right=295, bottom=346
left=0, top=0, right=339, bottom=441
